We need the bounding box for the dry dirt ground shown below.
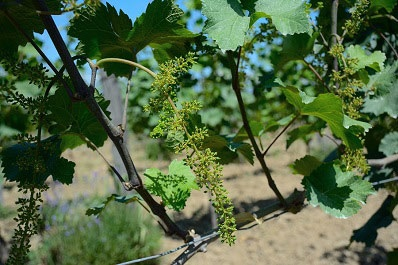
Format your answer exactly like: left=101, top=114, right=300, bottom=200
left=1, top=138, right=397, bottom=265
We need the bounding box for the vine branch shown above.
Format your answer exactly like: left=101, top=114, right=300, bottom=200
left=31, top=0, right=188, bottom=240
left=226, top=49, right=286, bottom=207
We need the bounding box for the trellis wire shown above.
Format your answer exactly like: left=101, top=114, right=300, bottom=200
left=116, top=232, right=219, bottom=265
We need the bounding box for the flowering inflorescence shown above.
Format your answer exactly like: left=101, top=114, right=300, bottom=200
left=145, top=53, right=237, bottom=244
left=329, top=10, right=371, bottom=175
left=6, top=184, right=48, bottom=265
left=343, top=0, right=370, bottom=37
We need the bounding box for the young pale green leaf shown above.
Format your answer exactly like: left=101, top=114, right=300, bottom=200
left=144, top=160, right=199, bottom=211
left=86, top=194, right=142, bottom=216
left=47, top=88, right=110, bottom=149
left=0, top=0, right=61, bottom=56
left=69, top=0, right=196, bottom=76
left=202, top=0, right=250, bottom=51
left=291, top=155, right=322, bottom=176
left=283, top=88, right=365, bottom=149
left=254, top=0, right=311, bottom=35
left=346, top=45, right=386, bottom=72
left=1, top=136, right=75, bottom=185
left=350, top=195, right=397, bottom=247
left=362, top=80, right=398, bottom=118
left=302, top=162, right=375, bottom=218
left=379, top=132, right=398, bottom=156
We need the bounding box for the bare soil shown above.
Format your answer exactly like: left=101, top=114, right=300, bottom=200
left=1, top=138, right=397, bottom=265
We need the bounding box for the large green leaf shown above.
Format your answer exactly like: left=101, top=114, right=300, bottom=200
left=47, top=88, right=110, bottom=149
left=1, top=135, right=75, bottom=185
left=283, top=87, right=370, bottom=149
left=0, top=0, right=61, bottom=56
left=254, top=0, right=311, bottom=35
left=302, top=162, right=375, bottom=218
left=69, top=0, right=196, bottom=76
left=202, top=0, right=250, bottom=51
left=350, top=195, right=397, bottom=246
left=379, top=132, right=398, bottom=156
left=144, top=160, right=199, bottom=211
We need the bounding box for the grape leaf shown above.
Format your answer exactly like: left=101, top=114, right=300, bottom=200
left=291, top=155, right=322, bottom=176
left=343, top=115, right=372, bottom=133
left=0, top=0, right=61, bottom=56
left=1, top=135, right=75, bottom=185
left=350, top=195, right=397, bottom=247
left=302, top=162, right=375, bottom=218
left=203, top=133, right=254, bottom=165
left=370, top=0, right=398, bottom=13
left=144, top=160, right=199, bottom=211
left=346, top=45, right=386, bottom=72
left=362, top=80, right=398, bottom=118
left=274, top=32, right=318, bottom=68
left=379, top=132, right=398, bottom=156
left=47, top=88, right=110, bottom=149
left=202, top=135, right=238, bottom=164
left=202, top=0, right=251, bottom=51
left=254, top=0, right=311, bottom=35
left=365, top=62, right=398, bottom=94
left=86, top=194, right=142, bottom=216
left=69, top=1, right=196, bottom=76
left=283, top=87, right=370, bottom=149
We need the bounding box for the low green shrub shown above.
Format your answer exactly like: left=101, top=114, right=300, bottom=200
left=29, top=196, right=161, bottom=265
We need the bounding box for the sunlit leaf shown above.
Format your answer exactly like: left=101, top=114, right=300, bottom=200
left=144, top=160, right=199, bottom=211
left=202, top=0, right=250, bottom=51
left=283, top=88, right=366, bottom=149
left=254, top=0, right=311, bottom=35
left=346, top=45, right=386, bottom=72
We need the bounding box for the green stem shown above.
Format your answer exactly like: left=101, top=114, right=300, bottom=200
left=303, top=60, right=330, bottom=92
left=96, top=58, right=157, bottom=78
left=262, top=115, right=297, bottom=157
left=369, top=14, right=398, bottom=23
